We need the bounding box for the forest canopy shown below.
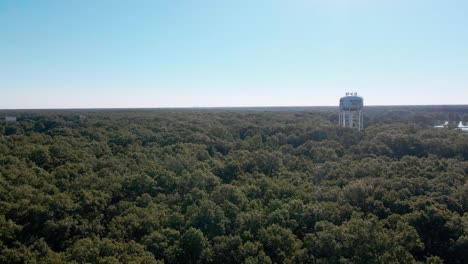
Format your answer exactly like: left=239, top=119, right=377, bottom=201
left=0, top=106, right=467, bottom=263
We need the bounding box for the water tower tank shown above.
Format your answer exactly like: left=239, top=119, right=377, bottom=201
left=339, top=93, right=364, bottom=130
left=340, top=96, right=363, bottom=111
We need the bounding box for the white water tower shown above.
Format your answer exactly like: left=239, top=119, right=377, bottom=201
left=339, top=92, right=364, bottom=131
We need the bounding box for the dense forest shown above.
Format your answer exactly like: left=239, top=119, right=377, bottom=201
left=1, top=106, right=467, bottom=264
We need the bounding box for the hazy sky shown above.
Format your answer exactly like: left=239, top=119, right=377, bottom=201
left=1, top=0, right=467, bottom=108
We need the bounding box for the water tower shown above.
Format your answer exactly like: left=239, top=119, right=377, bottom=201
left=339, top=92, right=364, bottom=131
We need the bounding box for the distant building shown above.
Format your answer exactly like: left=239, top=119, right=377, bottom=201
left=457, top=121, right=468, bottom=132
left=5, top=116, right=17, bottom=122
left=434, top=121, right=449, bottom=128
left=433, top=121, right=468, bottom=132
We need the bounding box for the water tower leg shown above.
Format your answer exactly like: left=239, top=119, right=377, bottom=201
left=343, top=111, right=346, bottom=127
left=360, top=110, right=364, bottom=130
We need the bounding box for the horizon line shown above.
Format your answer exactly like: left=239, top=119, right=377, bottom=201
left=1, top=104, right=468, bottom=111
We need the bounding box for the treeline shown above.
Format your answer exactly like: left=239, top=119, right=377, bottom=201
left=0, top=107, right=467, bottom=263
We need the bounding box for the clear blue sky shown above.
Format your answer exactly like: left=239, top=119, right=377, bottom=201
left=1, top=0, right=467, bottom=108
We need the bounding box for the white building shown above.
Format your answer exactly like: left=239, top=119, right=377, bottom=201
left=434, top=121, right=449, bottom=128
left=5, top=116, right=17, bottom=122
left=434, top=121, right=468, bottom=132
left=457, top=121, right=468, bottom=132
